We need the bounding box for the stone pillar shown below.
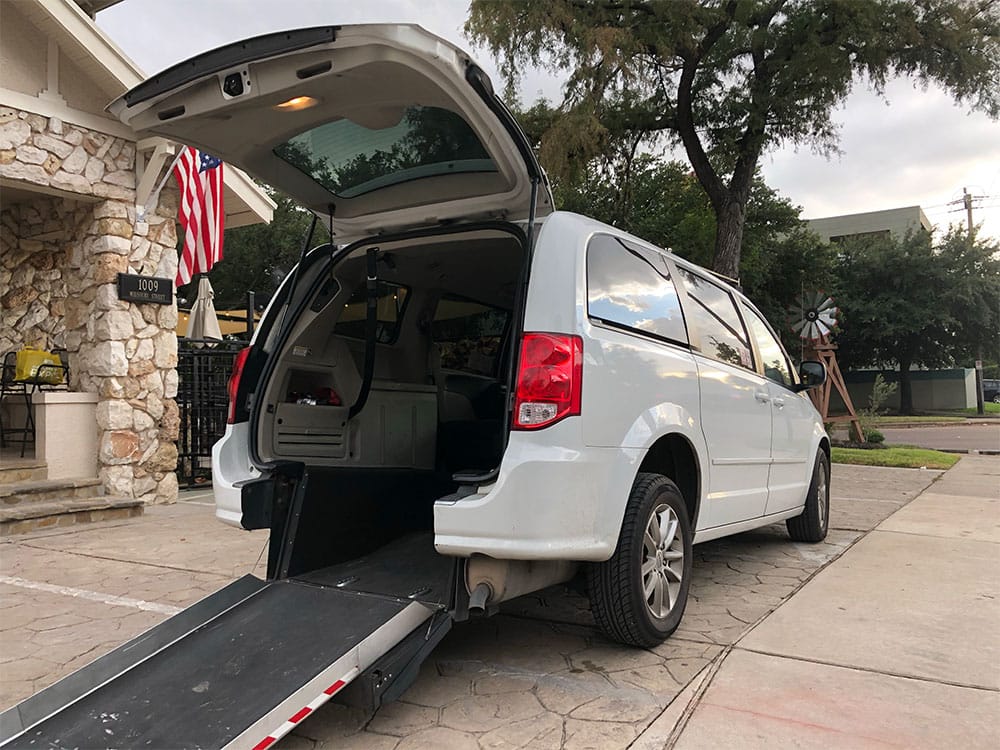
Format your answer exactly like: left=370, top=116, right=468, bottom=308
left=0, top=108, right=180, bottom=503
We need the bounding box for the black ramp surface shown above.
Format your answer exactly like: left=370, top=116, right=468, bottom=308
left=0, top=575, right=267, bottom=743
left=6, top=581, right=413, bottom=750
left=298, top=532, right=454, bottom=605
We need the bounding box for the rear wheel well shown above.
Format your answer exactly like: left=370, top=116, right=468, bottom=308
left=637, top=434, right=700, bottom=528
left=819, top=436, right=831, bottom=462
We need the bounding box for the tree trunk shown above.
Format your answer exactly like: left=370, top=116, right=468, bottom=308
left=712, top=199, right=746, bottom=281
left=898, top=356, right=913, bottom=415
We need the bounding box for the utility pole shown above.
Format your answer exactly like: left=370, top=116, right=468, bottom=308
left=962, top=187, right=985, bottom=414
left=963, top=187, right=975, bottom=239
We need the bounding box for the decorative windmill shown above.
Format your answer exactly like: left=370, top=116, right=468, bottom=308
left=790, top=292, right=865, bottom=442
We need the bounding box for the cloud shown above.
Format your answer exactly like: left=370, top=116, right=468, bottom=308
left=98, top=1, right=999, bottom=242
left=762, top=79, right=1000, bottom=241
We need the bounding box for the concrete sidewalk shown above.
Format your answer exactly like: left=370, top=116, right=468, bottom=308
left=661, top=455, right=1000, bottom=748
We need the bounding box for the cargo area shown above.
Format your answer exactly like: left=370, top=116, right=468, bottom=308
left=256, top=227, right=526, bottom=578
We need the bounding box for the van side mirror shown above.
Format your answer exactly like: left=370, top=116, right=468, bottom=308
left=796, top=361, right=827, bottom=391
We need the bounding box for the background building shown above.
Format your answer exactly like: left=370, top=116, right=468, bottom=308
left=806, top=205, right=932, bottom=244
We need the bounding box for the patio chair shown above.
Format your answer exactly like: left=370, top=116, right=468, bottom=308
left=0, top=349, right=71, bottom=458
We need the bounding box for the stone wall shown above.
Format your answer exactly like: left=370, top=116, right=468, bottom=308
left=0, top=196, right=71, bottom=353
left=0, top=107, right=179, bottom=503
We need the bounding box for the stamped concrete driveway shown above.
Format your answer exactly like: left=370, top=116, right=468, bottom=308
left=0, top=466, right=939, bottom=749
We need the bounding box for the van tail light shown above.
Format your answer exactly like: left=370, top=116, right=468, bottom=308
left=227, top=346, right=251, bottom=424
left=513, top=333, right=583, bottom=430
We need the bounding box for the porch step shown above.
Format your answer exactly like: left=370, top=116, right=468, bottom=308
left=0, top=477, right=102, bottom=505
left=0, top=496, right=144, bottom=536
left=0, top=460, right=47, bottom=484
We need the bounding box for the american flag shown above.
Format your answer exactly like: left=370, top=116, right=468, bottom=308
left=173, top=147, right=224, bottom=287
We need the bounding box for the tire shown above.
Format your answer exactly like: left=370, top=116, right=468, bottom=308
left=786, top=450, right=830, bottom=543
left=992, top=394, right=1000, bottom=404
left=588, top=473, right=693, bottom=647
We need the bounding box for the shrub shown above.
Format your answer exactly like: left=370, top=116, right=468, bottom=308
left=858, top=374, right=898, bottom=442
left=864, top=428, right=885, bottom=444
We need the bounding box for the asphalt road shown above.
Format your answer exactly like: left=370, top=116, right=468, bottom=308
left=881, top=422, right=1000, bottom=453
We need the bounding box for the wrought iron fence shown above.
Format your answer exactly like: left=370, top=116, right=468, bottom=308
left=176, top=339, right=246, bottom=486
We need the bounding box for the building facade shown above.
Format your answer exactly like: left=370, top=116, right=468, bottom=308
left=0, top=0, right=273, bottom=503
left=806, top=205, right=933, bottom=244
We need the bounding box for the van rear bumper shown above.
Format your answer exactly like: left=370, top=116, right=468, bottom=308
left=211, top=422, right=259, bottom=527
left=434, top=425, right=641, bottom=561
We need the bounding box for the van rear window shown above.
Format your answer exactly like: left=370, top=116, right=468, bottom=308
left=587, top=235, right=688, bottom=345
left=274, top=106, right=498, bottom=198
left=333, top=282, right=409, bottom=343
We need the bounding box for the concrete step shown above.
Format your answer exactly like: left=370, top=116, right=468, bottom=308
left=0, top=477, right=102, bottom=505
left=0, top=496, right=144, bottom=536
left=0, top=460, right=47, bottom=484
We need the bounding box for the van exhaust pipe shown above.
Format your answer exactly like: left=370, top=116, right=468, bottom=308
left=465, top=557, right=579, bottom=610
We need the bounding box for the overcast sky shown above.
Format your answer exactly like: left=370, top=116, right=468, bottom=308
left=98, top=0, right=1000, bottom=243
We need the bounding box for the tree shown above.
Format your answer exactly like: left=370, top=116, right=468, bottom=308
left=466, top=0, right=1000, bottom=278
left=178, top=188, right=313, bottom=312
left=833, top=228, right=1000, bottom=414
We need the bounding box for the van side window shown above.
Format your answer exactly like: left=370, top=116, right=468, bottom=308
left=432, top=296, right=510, bottom=376
left=333, top=281, right=409, bottom=343
left=744, top=306, right=793, bottom=387
left=677, top=268, right=753, bottom=369
left=587, top=235, right=688, bottom=345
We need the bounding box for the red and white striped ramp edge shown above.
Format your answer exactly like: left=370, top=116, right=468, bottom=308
left=251, top=667, right=360, bottom=750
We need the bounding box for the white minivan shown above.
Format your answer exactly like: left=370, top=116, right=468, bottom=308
left=114, top=24, right=830, bottom=648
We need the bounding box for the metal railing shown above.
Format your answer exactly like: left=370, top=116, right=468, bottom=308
left=176, top=339, right=246, bottom=486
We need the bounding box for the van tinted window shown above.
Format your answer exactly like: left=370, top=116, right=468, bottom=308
left=678, top=268, right=753, bottom=369
left=744, top=306, right=793, bottom=387
left=333, top=281, right=409, bottom=343
left=587, top=235, right=687, bottom=345
left=432, top=296, right=509, bottom=376
left=274, top=106, right=497, bottom=199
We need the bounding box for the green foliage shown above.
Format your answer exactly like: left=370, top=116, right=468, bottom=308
left=179, top=188, right=313, bottom=311
left=466, top=0, right=1000, bottom=277
left=831, top=446, right=959, bottom=470
left=867, top=374, right=899, bottom=414
left=833, top=228, right=1000, bottom=414
left=858, top=373, right=898, bottom=438
left=960, top=403, right=1000, bottom=414
left=863, top=428, right=886, bottom=444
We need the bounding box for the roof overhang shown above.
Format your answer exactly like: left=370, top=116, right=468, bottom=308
left=15, top=0, right=274, bottom=227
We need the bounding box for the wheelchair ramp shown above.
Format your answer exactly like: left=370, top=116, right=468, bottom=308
left=0, top=575, right=437, bottom=750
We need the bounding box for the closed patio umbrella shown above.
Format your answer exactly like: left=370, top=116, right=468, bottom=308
left=185, top=276, right=223, bottom=342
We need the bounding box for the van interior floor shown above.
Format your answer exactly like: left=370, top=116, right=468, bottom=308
left=297, top=532, right=455, bottom=607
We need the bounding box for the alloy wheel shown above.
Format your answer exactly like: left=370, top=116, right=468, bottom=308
left=641, top=503, right=685, bottom=619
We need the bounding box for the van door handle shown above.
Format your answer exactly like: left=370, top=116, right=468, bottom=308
left=773, top=397, right=785, bottom=408
left=754, top=390, right=771, bottom=403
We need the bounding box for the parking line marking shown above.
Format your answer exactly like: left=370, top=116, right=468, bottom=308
left=0, top=575, right=182, bottom=615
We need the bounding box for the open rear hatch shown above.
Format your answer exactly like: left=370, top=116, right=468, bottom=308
left=108, top=24, right=551, bottom=241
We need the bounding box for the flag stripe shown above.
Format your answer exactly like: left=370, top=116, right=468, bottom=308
left=173, top=146, right=224, bottom=287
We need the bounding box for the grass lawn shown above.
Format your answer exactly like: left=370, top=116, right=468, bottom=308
left=959, top=402, right=1000, bottom=415
left=831, top=446, right=960, bottom=470
left=872, top=415, right=964, bottom=425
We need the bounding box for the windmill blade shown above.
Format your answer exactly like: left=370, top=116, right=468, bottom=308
left=817, top=297, right=837, bottom=312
